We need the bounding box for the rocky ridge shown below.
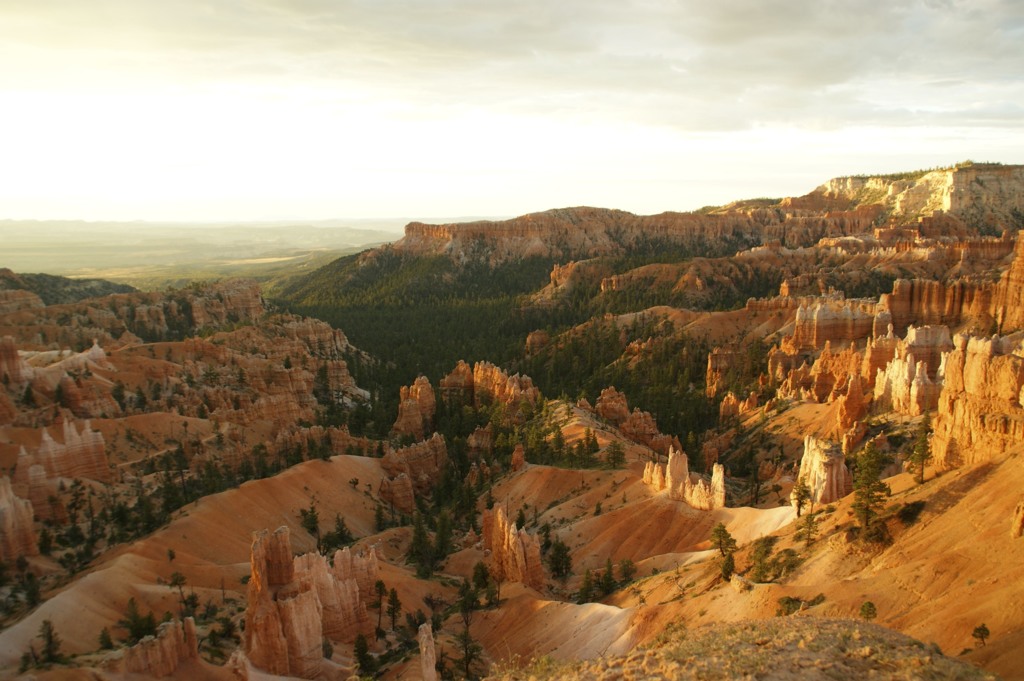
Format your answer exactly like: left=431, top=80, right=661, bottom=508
left=242, top=526, right=378, bottom=678
left=642, top=448, right=726, bottom=511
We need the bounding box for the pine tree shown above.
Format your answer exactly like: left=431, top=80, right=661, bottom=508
left=618, top=558, right=636, bottom=583
left=909, top=415, right=932, bottom=485
left=409, top=512, right=433, bottom=577
left=796, top=512, right=819, bottom=547
left=387, top=588, right=401, bottom=630
left=354, top=633, right=375, bottom=674
left=600, top=558, right=616, bottom=595
left=38, top=620, right=63, bottom=664
left=547, top=537, right=572, bottom=579
left=578, top=569, right=594, bottom=603
left=792, top=477, right=811, bottom=518
left=298, top=499, right=321, bottom=551
left=605, top=441, right=626, bottom=468
left=433, top=511, right=453, bottom=566
left=374, top=580, right=386, bottom=637
left=456, top=627, right=482, bottom=679
left=972, top=623, right=990, bottom=647
left=750, top=536, right=776, bottom=583
left=721, top=552, right=735, bottom=580
left=852, top=444, right=892, bottom=540
left=710, top=523, right=737, bottom=557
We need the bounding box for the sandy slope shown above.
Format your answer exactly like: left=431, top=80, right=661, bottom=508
left=0, top=455, right=386, bottom=669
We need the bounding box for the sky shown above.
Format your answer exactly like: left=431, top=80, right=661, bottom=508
left=1, top=0, right=1022, bottom=222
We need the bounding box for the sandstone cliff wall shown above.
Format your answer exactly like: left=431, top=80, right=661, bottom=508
left=121, top=617, right=198, bottom=678
left=931, top=334, right=1024, bottom=468
left=243, top=526, right=376, bottom=679
left=481, top=503, right=545, bottom=590
left=791, top=436, right=852, bottom=507
left=392, top=376, right=436, bottom=441
left=642, top=448, right=726, bottom=511
left=0, top=476, right=37, bottom=562
left=12, top=419, right=109, bottom=520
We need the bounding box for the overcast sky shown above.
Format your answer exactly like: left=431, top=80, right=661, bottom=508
left=1, top=0, right=1022, bottom=222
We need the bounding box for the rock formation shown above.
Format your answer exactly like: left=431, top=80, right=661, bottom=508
left=835, top=375, right=868, bottom=432
left=0, top=392, right=15, bottom=426
left=419, top=623, right=438, bottom=681
left=381, top=433, right=447, bottom=494
left=0, top=476, right=38, bottom=562
left=993, top=234, right=1024, bottom=334
left=121, top=617, right=198, bottom=678
left=438, top=360, right=539, bottom=422
left=595, top=387, right=631, bottom=424
left=1013, top=500, right=1024, bottom=539
left=481, top=503, right=545, bottom=590
left=719, top=391, right=758, bottom=420
left=642, top=448, right=726, bottom=511
left=12, top=419, right=109, bottom=519
left=511, top=443, right=526, bottom=471
left=0, top=289, right=44, bottom=315
left=0, top=336, right=31, bottom=386
left=392, top=376, right=436, bottom=441
left=706, top=346, right=743, bottom=398
left=380, top=473, right=416, bottom=515
left=594, top=386, right=679, bottom=455
left=873, top=354, right=939, bottom=416
left=931, top=334, right=1024, bottom=468
left=243, top=526, right=376, bottom=679
left=792, top=436, right=852, bottom=507
left=793, top=301, right=875, bottom=350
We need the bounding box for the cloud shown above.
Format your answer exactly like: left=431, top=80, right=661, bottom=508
left=2, top=0, right=1022, bottom=133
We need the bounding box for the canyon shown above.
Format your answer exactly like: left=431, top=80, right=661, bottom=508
left=0, top=161, right=1023, bottom=680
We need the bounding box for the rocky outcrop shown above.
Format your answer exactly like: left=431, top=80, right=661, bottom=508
left=438, top=360, right=539, bottom=421
left=931, top=334, right=1024, bottom=468
left=293, top=550, right=372, bottom=642
left=809, top=163, right=1024, bottom=221
left=1013, top=500, right=1024, bottom=539
left=643, top=448, right=726, bottom=511
left=472, top=361, right=540, bottom=413
left=706, top=346, right=743, bottom=398
left=992, top=234, right=1024, bottom=334
left=0, top=476, right=37, bottom=562
left=0, top=392, right=15, bottom=426
left=481, top=503, right=545, bottom=590
left=392, top=376, right=436, bottom=441
left=835, top=375, right=867, bottom=432
left=595, top=387, right=679, bottom=455
left=0, top=290, right=44, bottom=315
left=380, top=473, right=416, bottom=515
left=793, top=301, right=875, bottom=350
left=121, top=617, right=198, bottom=678
left=381, top=433, right=447, bottom=494
left=393, top=202, right=888, bottom=264
left=511, top=443, right=526, bottom=471
left=879, top=279, right=990, bottom=335
left=595, top=387, right=630, bottom=424
left=419, top=623, right=438, bottom=681
left=719, top=391, right=758, bottom=420
left=244, top=527, right=306, bottom=677
left=15, top=419, right=109, bottom=483
left=701, top=430, right=735, bottom=469
left=873, top=354, right=940, bottom=416
left=243, top=527, right=376, bottom=679
left=438, top=360, right=475, bottom=404
left=792, top=436, right=852, bottom=507
left=11, top=420, right=109, bottom=519
left=0, top=336, right=29, bottom=385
